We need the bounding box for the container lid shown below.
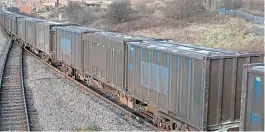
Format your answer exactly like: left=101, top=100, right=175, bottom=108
left=155, top=41, right=237, bottom=55
left=128, top=41, right=239, bottom=59
left=25, top=17, right=46, bottom=22
left=89, top=31, right=150, bottom=41
left=54, top=26, right=104, bottom=33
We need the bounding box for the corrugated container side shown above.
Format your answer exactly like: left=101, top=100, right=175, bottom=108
left=10, top=15, right=21, bottom=36
left=82, top=34, right=125, bottom=90
left=0, top=12, right=4, bottom=27
left=51, top=31, right=56, bottom=53
left=26, top=19, right=45, bottom=47
left=55, top=28, right=82, bottom=71
left=36, top=23, right=76, bottom=55
left=127, top=41, right=264, bottom=130
left=6, top=14, right=12, bottom=33
left=17, top=17, right=26, bottom=41
left=36, top=22, right=46, bottom=52
left=207, top=56, right=263, bottom=129
left=4, top=13, right=9, bottom=31
left=169, top=55, right=205, bottom=129
left=56, top=26, right=103, bottom=71
left=127, top=43, right=205, bottom=129
left=240, top=63, right=264, bottom=131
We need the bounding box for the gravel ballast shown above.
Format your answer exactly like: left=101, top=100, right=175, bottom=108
left=23, top=53, right=152, bottom=131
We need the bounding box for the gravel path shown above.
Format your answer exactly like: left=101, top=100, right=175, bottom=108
left=23, top=52, right=152, bottom=131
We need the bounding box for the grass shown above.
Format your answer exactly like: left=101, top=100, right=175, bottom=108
left=127, top=16, right=264, bottom=53
left=78, top=123, right=102, bottom=131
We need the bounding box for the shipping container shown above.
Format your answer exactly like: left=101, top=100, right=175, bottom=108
left=82, top=31, right=147, bottom=91
left=127, top=41, right=263, bottom=131
left=55, top=26, right=103, bottom=71
left=4, top=13, right=15, bottom=35
left=0, top=11, right=6, bottom=27
left=240, top=63, right=264, bottom=131
left=36, top=21, right=76, bottom=56
left=10, top=14, right=24, bottom=36
left=3, top=13, right=11, bottom=33
left=17, top=17, right=27, bottom=41
left=25, top=18, right=46, bottom=47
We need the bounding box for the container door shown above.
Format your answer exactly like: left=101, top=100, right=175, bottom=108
left=245, top=73, right=264, bottom=131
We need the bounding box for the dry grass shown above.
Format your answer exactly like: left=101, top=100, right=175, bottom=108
left=127, top=16, right=264, bottom=53
left=86, top=0, right=264, bottom=53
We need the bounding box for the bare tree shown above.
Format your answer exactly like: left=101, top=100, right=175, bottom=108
left=65, top=2, right=95, bottom=25
left=106, top=0, right=133, bottom=23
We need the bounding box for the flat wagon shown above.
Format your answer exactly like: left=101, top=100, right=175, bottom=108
left=240, top=63, right=264, bottom=131
left=126, top=41, right=263, bottom=131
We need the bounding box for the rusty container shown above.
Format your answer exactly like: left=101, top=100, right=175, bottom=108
left=36, top=21, right=75, bottom=56
left=25, top=18, right=46, bottom=47
left=127, top=41, right=263, bottom=131
left=55, top=26, right=102, bottom=71
left=82, top=31, right=146, bottom=91
left=17, top=17, right=27, bottom=41
left=240, top=63, right=264, bottom=131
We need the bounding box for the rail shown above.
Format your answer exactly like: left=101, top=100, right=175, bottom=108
left=0, top=39, right=30, bottom=131
left=21, top=48, right=30, bottom=131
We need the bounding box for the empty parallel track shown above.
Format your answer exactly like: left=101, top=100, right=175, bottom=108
left=0, top=42, right=30, bottom=131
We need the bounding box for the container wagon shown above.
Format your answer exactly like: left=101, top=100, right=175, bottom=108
left=126, top=41, right=263, bottom=131
left=240, top=63, right=264, bottom=131
left=55, top=26, right=103, bottom=77
left=5, top=13, right=24, bottom=38
left=0, top=11, right=6, bottom=28
left=3, top=12, right=11, bottom=33
left=36, top=21, right=76, bottom=62
left=25, top=18, right=46, bottom=51
left=17, top=16, right=27, bottom=43
left=0, top=11, right=264, bottom=132
left=81, top=31, right=149, bottom=92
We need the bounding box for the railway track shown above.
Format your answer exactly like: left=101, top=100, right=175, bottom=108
left=0, top=41, right=30, bottom=131
left=24, top=47, right=160, bottom=131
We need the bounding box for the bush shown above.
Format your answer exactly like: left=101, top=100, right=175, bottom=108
left=106, top=0, right=133, bottom=23
left=163, top=0, right=205, bottom=19
left=65, top=2, right=95, bottom=25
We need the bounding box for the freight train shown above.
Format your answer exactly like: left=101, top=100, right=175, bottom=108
left=0, top=10, right=263, bottom=131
